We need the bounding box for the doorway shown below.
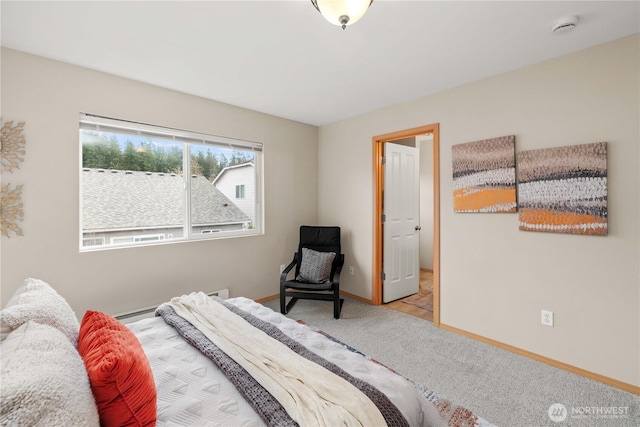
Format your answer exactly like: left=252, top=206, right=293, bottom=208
left=372, top=124, right=440, bottom=326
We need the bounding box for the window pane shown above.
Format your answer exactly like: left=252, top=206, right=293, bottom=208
left=81, top=129, right=185, bottom=248
left=236, top=185, right=245, bottom=199
left=190, top=143, right=255, bottom=234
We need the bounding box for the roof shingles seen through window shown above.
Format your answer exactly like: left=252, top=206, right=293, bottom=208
left=82, top=169, right=249, bottom=232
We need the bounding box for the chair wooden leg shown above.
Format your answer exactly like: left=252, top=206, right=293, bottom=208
left=334, top=298, right=344, bottom=319
left=280, top=290, right=286, bottom=314
left=285, top=297, right=299, bottom=314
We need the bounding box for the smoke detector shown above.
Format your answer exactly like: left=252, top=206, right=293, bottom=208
left=552, top=15, right=578, bottom=34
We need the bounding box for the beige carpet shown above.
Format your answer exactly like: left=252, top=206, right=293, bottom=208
left=263, top=296, right=640, bottom=427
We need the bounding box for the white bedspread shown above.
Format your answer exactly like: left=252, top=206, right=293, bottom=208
left=128, top=297, right=444, bottom=427
left=168, top=292, right=388, bottom=427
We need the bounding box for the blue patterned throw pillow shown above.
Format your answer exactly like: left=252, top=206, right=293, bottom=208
left=296, top=248, right=336, bottom=284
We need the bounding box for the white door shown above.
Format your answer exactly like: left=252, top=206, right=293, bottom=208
left=383, top=142, right=420, bottom=303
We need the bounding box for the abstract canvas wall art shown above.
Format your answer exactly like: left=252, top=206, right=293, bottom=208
left=452, top=135, right=516, bottom=213
left=517, top=142, right=607, bottom=235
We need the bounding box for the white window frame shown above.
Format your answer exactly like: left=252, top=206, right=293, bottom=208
left=79, top=113, right=263, bottom=251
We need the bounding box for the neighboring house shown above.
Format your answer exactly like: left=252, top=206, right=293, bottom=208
left=82, top=168, right=250, bottom=247
left=212, top=163, right=255, bottom=226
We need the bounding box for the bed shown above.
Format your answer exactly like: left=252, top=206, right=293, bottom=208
left=0, top=278, right=486, bottom=426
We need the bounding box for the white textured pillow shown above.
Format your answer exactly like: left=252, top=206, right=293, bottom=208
left=0, top=278, right=79, bottom=345
left=296, top=247, right=336, bottom=284
left=0, top=283, right=25, bottom=340
left=0, top=321, right=100, bottom=426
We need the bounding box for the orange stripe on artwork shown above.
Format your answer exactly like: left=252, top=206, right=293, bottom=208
left=453, top=188, right=516, bottom=212
left=519, top=208, right=607, bottom=235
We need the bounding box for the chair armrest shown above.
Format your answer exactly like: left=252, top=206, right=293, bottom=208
left=331, top=254, right=345, bottom=285
left=280, top=255, right=298, bottom=285
left=332, top=270, right=342, bottom=287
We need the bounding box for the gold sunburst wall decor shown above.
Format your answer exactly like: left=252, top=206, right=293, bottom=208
left=1, top=119, right=26, bottom=237
left=1, top=184, right=24, bottom=237
left=1, top=120, right=26, bottom=173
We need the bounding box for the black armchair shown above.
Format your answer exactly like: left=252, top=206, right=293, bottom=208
left=280, top=226, right=345, bottom=319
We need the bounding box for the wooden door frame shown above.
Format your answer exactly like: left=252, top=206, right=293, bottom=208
left=372, top=124, right=441, bottom=326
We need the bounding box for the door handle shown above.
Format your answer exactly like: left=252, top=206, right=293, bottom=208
left=415, top=225, right=422, bottom=231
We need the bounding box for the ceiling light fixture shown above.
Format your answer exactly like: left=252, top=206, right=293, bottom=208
left=311, top=0, right=374, bottom=30
left=552, top=15, right=579, bottom=34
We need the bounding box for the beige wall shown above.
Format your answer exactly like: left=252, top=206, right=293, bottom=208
left=0, top=48, right=318, bottom=316
left=318, top=35, right=639, bottom=387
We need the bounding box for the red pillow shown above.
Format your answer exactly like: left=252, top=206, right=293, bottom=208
left=78, top=310, right=157, bottom=427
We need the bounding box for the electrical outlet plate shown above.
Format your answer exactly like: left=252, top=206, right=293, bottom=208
left=349, top=266, right=355, bottom=275
left=541, top=309, right=554, bottom=327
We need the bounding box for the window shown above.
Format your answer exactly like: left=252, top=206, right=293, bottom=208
left=236, top=184, right=245, bottom=199
left=79, top=113, right=262, bottom=250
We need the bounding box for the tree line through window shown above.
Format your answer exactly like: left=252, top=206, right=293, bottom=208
left=82, top=133, right=253, bottom=182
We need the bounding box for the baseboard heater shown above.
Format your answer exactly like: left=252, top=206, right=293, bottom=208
left=114, top=288, right=230, bottom=323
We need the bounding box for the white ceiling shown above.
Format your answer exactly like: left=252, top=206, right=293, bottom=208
left=1, top=1, right=638, bottom=126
